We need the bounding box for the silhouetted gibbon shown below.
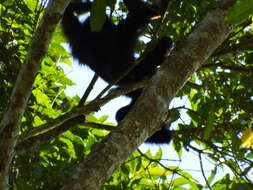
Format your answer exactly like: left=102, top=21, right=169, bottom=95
left=62, top=0, right=172, bottom=144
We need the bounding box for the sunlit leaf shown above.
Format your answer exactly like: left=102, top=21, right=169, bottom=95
left=226, top=0, right=253, bottom=24
left=90, top=0, right=106, bottom=31
left=241, top=128, right=253, bottom=148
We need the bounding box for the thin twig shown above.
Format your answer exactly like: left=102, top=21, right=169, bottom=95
left=199, top=153, right=212, bottom=190
left=79, top=73, right=98, bottom=106
left=82, top=122, right=117, bottom=131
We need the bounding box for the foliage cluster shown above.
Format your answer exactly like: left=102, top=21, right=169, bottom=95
left=0, top=0, right=253, bottom=189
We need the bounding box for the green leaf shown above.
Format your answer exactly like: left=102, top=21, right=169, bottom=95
left=172, top=177, right=190, bottom=187
left=98, top=115, right=109, bottom=122
left=207, top=167, right=217, bottom=185
left=86, top=114, right=99, bottom=122
left=153, top=147, right=162, bottom=160
left=226, top=0, right=253, bottom=24
left=145, top=167, right=173, bottom=176
left=63, top=131, right=85, bottom=145
left=58, top=136, right=77, bottom=159
left=90, top=0, right=106, bottom=32
left=121, top=164, right=130, bottom=175
left=24, top=0, right=39, bottom=12
left=32, top=89, right=51, bottom=106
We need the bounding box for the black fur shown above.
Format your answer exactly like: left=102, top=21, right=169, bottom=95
left=62, top=1, right=172, bottom=144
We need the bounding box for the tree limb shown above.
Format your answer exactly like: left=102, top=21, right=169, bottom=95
left=61, top=0, right=237, bottom=189
left=17, top=78, right=147, bottom=144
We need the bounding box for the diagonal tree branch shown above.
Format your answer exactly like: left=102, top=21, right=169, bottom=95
left=60, top=0, right=237, bottom=189
left=16, top=115, right=85, bottom=154
left=16, top=79, right=147, bottom=154
left=17, top=78, right=147, bottom=143
left=212, top=36, right=253, bottom=57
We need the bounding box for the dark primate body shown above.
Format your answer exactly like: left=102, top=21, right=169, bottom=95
left=62, top=0, right=172, bottom=144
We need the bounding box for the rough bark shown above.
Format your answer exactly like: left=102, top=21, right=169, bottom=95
left=60, top=0, right=236, bottom=189
left=0, top=0, right=70, bottom=189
